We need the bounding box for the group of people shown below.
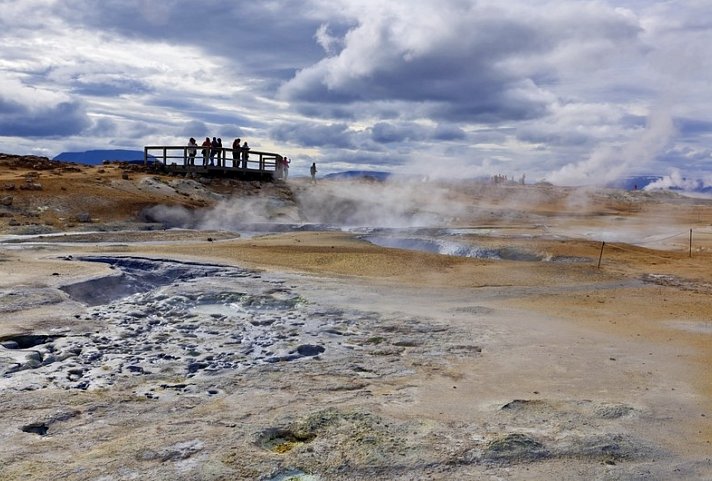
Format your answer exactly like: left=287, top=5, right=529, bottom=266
left=185, top=136, right=317, bottom=182
left=186, top=137, right=250, bottom=168
left=275, top=156, right=291, bottom=180
left=273, top=159, right=317, bottom=182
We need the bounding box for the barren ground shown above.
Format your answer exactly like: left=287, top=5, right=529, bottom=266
left=1, top=154, right=711, bottom=480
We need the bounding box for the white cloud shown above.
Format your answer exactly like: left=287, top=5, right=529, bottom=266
left=0, top=0, right=710, bottom=183
left=314, top=24, right=341, bottom=54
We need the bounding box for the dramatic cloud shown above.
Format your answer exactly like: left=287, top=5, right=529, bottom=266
left=0, top=0, right=710, bottom=184
left=0, top=79, right=91, bottom=137
left=271, top=121, right=357, bottom=149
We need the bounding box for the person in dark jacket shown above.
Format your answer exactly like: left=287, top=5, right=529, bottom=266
left=210, top=137, right=219, bottom=166
left=232, top=138, right=241, bottom=168
left=310, top=162, right=317, bottom=183
left=241, top=141, right=250, bottom=169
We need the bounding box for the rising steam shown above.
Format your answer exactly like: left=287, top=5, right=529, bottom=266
left=547, top=108, right=675, bottom=186
left=142, top=178, right=476, bottom=230
left=645, top=168, right=712, bottom=196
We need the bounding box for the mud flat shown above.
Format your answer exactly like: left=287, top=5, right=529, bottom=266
left=0, top=220, right=711, bottom=481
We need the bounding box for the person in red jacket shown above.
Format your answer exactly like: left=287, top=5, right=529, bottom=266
left=201, top=137, right=211, bottom=166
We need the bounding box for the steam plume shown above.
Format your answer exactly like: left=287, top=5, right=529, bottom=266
left=547, top=108, right=675, bottom=186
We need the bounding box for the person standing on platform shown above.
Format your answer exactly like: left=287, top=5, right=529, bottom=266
left=187, top=138, right=197, bottom=166
left=210, top=137, right=218, bottom=166
left=232, top=138, right=241, bottom=168
left=201, top=137, right=211, bottom=166
left=216, top=138, right=223, bottom=166
left=241, top=141, right=250, bottom=168
left=275, top=156, right=283, bottom=179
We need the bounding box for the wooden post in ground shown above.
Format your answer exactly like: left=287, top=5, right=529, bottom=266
left=597, top=241, right=605, bottom=269
left=689, top=229, right=693, bottom=258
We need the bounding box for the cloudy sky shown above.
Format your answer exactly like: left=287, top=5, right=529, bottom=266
left=1, top=0, right=711, bottom=183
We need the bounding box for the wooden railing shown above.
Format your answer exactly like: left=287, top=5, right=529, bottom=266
left=144, top=145, right=281, bottom=173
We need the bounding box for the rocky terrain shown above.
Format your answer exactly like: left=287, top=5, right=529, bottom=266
left=0, top=153, right=296, bottom=234
left=1, top=154, right=711, bottom=480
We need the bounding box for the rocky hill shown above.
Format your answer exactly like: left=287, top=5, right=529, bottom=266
left=0, top=153, right=295, bottom=234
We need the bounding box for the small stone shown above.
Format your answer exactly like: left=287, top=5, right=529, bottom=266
left=25, top=351, right=42, bottom=363
left=296, top=344, right=325, bottom=357
left=21, top=422, right=49, bottom=436
left=75, top=212, right=92, bottom=223
left=187, top=361, right=208, bottom=373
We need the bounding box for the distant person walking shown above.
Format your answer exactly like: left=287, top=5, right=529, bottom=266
left=216, top=138, right=223, bottom=166
left=187, top=137, right=197, bottom=166
left=232, top=138, right=241, bottom=168
left=283, top=156, right=290, bottom=179
left=310, top=162, right=317, bottom=183
left=201, top=137, right=211, bottom=166
left=241, top=141, right=250, bottom=168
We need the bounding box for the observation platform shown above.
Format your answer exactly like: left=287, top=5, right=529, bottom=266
left=144, top=145, right=283, bottom=180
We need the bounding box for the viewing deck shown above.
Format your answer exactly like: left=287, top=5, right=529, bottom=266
left=144, top=145, right=283, bottom=180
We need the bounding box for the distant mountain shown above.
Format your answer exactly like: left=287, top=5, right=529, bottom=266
left=323, top=170, right=392, bottom=181
left=608, top=175, right=712, bottom=195
left=607, top=176, right=663, bottom=191
left=53, top=149, right=149, bottom=165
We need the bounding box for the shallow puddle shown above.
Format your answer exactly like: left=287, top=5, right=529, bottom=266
left=363, top=234, right=540, bottom=260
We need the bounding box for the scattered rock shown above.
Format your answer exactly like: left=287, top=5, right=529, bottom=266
left=75, top=212, right=92, bottom=223
left=138, top=440, right=205, bottom=462
left=21, top=422, right=49, bottom=436
left=594, top=403, right=636, bottom=419
left=296, top=344, right=325, bottom=357
left=483, top=433, right=550, bottom=463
